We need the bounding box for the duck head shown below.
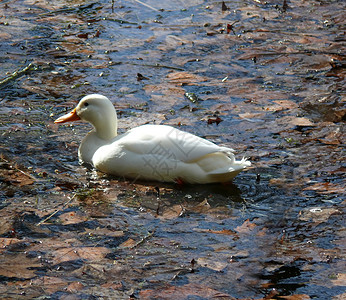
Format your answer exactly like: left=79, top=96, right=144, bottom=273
left=54, top=94, right=118, bottom=140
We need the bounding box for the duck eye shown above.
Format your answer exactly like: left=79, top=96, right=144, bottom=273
left=84, top=102, right=89, bottom=107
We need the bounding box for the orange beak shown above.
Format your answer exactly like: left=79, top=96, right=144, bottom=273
left=54, top=108, right=81, bottom=124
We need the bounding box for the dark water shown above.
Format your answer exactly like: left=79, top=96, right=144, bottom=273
left=0, top=0, right=345, bottom=299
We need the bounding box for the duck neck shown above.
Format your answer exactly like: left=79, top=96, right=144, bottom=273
left=93, top=111, right=118, bottom=140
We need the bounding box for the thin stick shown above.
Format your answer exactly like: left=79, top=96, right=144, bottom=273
left=130, top=62, right=185, bottom=71
left=132, top=0, right=159, bottom=12
left=0, top=62, right=36, bottom=88
left=129, top=230, right=154, bottom=249
left=36, top=193, right=77, bottom=226
left=0, top=155, right=38, bottom=182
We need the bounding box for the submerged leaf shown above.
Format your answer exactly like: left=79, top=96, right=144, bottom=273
left=197, top=257, right=228, bottom=272
left=0, top=253, right=42, bottom=279
left=235, top=219, right=257, bottom=234
left=140, top=283, right=232, bottom=300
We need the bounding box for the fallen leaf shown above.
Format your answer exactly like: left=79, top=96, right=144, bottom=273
left=166, top=71, right=208, bottom=85
left=29, top=276, right=68, bottom=294
left=194, top=228, right=236, bottom=236
left=331, top=273, right=346, bottom=286
left=331, top=293, right=346, bottom=300
left=238, top=112, right=265, bottom=119
left=273, top=100, right=299, bottom=110
left=77, top=33, right=88, bottom=39
left=0, top=238, right=22, bottom=250
left=158, top=204, right=184, bottom=220
left=139, top=283, right=233, bottom=300
left=84, top=228, right=125, bottom=238
left=197, top=257, right=228, bottom=272
left=51, top=247, right=110, bottom=264
left=158, top=35, right=192, bottom=51
left=235, top=219, right=257, bottom=234
left=119, top=238, right=137, bottom=248
left=0, top=253, right=42, bottom=279
left=278, top=116, right=315, bottom=127
left=191, top=199, right=211, bottom=214
left=319, top=130, right=342, bottom=145
left=101, top=281, right=123, bottom=290
left=66, top=281, right=85, bottom=292
left=278, top=294, right=311, bottom=300
left=207, top=116, right=223, bottom=125
left=58, top=211, right=88, bottom=225
left=303, top=182, right=345, bottom=194
left=2, top=169, right=35, bottom=186
left=299, top=207, right=339, bottom=224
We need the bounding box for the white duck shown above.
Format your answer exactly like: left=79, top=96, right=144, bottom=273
left=54, top=94, right=251, bottom=184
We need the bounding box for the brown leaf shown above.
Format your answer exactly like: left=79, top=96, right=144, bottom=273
left=101, top=281, right=123, bottom=290
left=84, top=228, right=125, bottom=238
left=29, top=276, right=68, bottom=294
left=303, top=182, right=345, bottom=194
left=158, top=35, right=192, bottom=51
left=119, top=238, right=137, bottom=248
left=235, top=219, right=257, bottom=234
left=273, top=100, right=299, bottom=109
left=319, top=130, right=342, bottom=145
left=194, top=228, right=236, bottom=236
left=158, top=204, right=184, bottom=220
left=77, top=33, right=89, bottom=39
left=197, top=257, right=228, bottom=272
left=166, top=71, right=208, bottom=85
left=238, top=112, right=265, bottom=119
left=278, top=116, right=315, bottom=127
left=299, top=207, right=340, bottom=224
left=0, top=253, right=42, bottom=279
left=278, top=294, right=311, bottom=300
left=51, top=247, right=110, bottom=264
left=139, top=283, right=233, bottom=300
left=192, top=199, right=211, bottom=214
left=0, top=238, right=22, bottom=250
left=331, top=273, right=346, bottom=286
left=207, top=116, right=223, bottom=125
left=0, top=32, right=11, bottom=39
left=58, top=211, right=88, bottom=225
left=2, top=169, right=35, bottom=186
left=66, top=281, right=85, bottom=292
left=264, top=100, right=299, bottom=112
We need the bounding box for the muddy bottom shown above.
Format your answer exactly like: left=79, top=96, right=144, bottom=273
left=0, top=0, right=345, bottom=299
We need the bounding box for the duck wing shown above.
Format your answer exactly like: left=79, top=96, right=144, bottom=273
left=119, top=125, right=234, bottom=163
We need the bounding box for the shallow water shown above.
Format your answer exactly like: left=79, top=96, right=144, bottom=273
left=0, top=0, right=345, bottom=299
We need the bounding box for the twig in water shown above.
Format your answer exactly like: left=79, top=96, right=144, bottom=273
left=130, top=62, right=184, bottom=71
left=129, top=230, right=155, bottom=249
left=132, top=0, right=159, bottom=12
left=36, top=193, right=77, bottom=226
left=104, top=17, right=138, bottom=25
left=0, top=155, right=39, bottom=182
left=0, top=62, right=36, bottom=89
left=38, top=2, right=98, bottom=16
